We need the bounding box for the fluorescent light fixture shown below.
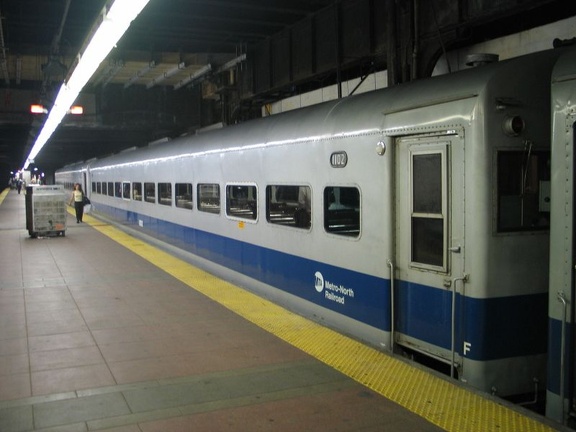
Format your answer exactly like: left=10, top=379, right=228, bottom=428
left=173, top=64, right=212, bottom=90
left=23, top=0, right=151, bottom=169
left=146, top=62, right=186, bottom=89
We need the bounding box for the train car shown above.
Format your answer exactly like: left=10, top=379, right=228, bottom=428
left=54, top=160, right=89, bottom=195
left=56, top=47, right=569, bottom=405
left=548, top=47, right=576, bottom=425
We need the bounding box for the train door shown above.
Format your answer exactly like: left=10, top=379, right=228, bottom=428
left=83, top=172, right=88, bottom=197
left=393, top=132, right=465, bottom=374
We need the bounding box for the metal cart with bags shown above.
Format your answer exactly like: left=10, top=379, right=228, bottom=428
left=25, top=185, right=67, bottom=237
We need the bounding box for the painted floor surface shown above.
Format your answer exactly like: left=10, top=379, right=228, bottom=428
left=0, top=188, right=561, bottom=431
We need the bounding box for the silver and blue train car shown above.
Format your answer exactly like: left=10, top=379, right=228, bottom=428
left=56, top=48, right=569, bottom=403
left=54, top=160, right=89, bottom=194
left=548, top=47, right=576, bottom=425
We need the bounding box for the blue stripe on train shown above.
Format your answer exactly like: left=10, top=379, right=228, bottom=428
left=99, top=204, right=547, bottom=362
left=395, top=281, right=547, bottom=360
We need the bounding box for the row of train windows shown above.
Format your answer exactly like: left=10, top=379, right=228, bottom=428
left=91, top=181, right=360, bottom=237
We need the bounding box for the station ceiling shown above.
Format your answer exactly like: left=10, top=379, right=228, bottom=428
left=3, top=0, right=334, bottom=87
left=0, top=0, right=336, bottom=177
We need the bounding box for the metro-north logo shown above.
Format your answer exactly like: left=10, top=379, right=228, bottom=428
left=314, top=271, right=354, bottom=305
left=314, top=271, right=324, bottom=293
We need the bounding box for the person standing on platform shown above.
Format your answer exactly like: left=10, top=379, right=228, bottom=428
left=69, top=183, right=84, bottom=223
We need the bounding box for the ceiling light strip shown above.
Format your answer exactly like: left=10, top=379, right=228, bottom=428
left=23, top=0, right=151, bottom=169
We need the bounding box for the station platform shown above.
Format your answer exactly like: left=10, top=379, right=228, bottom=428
left=0, top=188, right=565, bottom=432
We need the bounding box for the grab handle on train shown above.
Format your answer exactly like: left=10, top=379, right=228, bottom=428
left=451, top=274, right=469, bottom=379
left=387, top=259, right=395, bottom=354
left=557, top=291, right=567, bottom=424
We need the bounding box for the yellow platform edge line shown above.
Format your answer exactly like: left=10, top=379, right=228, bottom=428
left=0, top=188, right=9, bottom=205
left=79, top=211, right=555, bottom=432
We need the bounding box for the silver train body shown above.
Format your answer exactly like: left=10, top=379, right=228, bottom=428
left=56, top=46, right=576, bottom=425
left=548, top=47, right=576, bottom=425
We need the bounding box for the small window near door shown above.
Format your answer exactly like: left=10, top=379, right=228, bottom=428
left=323, top=186, right=360, bottom=237
left=497, top=150, right=550, bottom=232
left=411, top=152, right=445, bottom=268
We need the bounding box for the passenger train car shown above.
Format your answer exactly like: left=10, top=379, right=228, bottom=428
left=56, top=46, right=576, bottom=426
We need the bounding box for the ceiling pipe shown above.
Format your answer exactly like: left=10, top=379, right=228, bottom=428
left=146, top=62, right=187, bottom=89
left=124, top=60, right=156, bottom=88
left=173, top=64, right=212, bottom=90
left=50, top=0, right=72, bottom=56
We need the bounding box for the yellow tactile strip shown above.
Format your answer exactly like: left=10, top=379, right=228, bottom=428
left=77, top=210, right=556, bottom=432
left=0, top=188, right=9, bottom=205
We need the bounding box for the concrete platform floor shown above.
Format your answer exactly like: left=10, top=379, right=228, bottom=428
left=0, top=188, right=444, bottom=431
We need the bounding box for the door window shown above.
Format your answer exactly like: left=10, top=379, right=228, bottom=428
left=410, top=148, right=447, bottom=270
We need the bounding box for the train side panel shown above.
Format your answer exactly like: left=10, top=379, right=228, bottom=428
left=547, top=48, right=576, bottom=424
left=55, top=48, right=572, bottom=409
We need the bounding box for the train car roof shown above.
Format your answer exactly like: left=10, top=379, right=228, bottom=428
left=81, top=47, right=571, bottom=170
left=551, top=45, right=576, bottom=82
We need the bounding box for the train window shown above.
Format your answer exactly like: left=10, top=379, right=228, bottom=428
left=266, top=185, right=311, bottom=229
left=158, top=183, right=172, bottom=206
left=175, top=183, right=193, bottom=210
left=411, top=152, right=445, bottom=268
left=114, top=182, right=122, bottom=198
left=91, top=182, right=96, bottom=193
left=122, top=182, right=131, bottom=200
left=323, top=186, right=360, bottom=237
left=497, top=150, right=550, bottom=232
left=96, top=182, right=101, bottom=194
left=198, top=183, right=220, bottom=214
left=158, top=182, right=172, bottom=206
left=107, top=182, right=114, bottom=197
left=226, top=184, right=257, bottom=220
left=132, top=182, right=142, bottom=201
left=144, top=182, right=156, bottom=203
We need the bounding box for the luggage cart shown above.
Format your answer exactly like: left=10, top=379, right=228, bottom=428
left=25, top=185, right=67, bottom=237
